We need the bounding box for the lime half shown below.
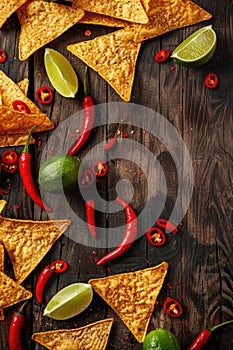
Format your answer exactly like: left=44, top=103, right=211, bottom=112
left=44, top=48, right=78, bottom=98
left=43, top=283, right=93, bottom=320
left=171, top=25, right=217, bottom=67
left=143, top=329, right=180, bottom=350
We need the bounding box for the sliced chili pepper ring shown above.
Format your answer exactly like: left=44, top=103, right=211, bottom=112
left=49, top=260, right=69, bottom=273
left=0, top=50, right=7, bottom=63
left=92, top=160, right=108, bottom=177
left=36, top=86, right=53, bottom=104
left=12, top=100, right=30, bottom=114
left=204, top=73, right=219, bottom=89
left=156, top=218, right=178, bottom=234
left=79, top=169, right=95, bottom=189
left=154, top=49, right=171, bottom=63
left=163, top=297, right=183, bottom=317
left=1, top=162, right=18, bottom=174
left=1, top=150, right=18, bottom=165
left=146, top=227, right=166, bottom=246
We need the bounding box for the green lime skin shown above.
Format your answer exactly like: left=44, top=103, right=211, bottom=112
left=38, top=154, right=81, bottom=193
left=143, top=329, right=181, bottom=350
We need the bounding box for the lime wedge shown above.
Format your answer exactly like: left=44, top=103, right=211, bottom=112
left=44, top=48, right=78, bottom=98
left=43, top=283, right=93, bottom=320
left=171, top=25, right=217, bottom=67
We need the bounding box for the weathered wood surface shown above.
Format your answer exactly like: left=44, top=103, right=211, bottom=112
left=0, top=1, right=233, bottom=349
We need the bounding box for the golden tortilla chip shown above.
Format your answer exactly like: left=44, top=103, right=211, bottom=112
left=0, top=245, right=4, bottom=320
left=78, top=10, right=130, bottom=27
left=0, top=200, right=7, bottom=214
left=1, top=217, right=71, bottom=284
left=32, top=318, right=114, bottom=350
left=17, top=78, right=29, bottom=95
left=0, top=133, right=35, bottom=148
left=133, top=0, right=212, bottom=43
left=67, top=27, right=141, bottom=101
left=17, top=0, right=85, bottom=61
left=0, top=271, right=32, bottom=308
left=0, top=0, right=28, bottom=28
left=72, top=0, right=149, bottom=24
left=89, top=261, right=168, bottom=343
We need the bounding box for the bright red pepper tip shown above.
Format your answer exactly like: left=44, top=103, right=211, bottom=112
left=0, top=50, right=7, bottom=63
left=36, top=86, right=53, bottom=105
left=154, top=49, right=171, bottom=63
left=146, top=227, right=166, bottom=246
left=204, top=73, right=219, bottom=89
left=163, top=297, right=183, bottom=318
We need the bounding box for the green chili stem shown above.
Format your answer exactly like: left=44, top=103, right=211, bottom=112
left=18, top=300, right=29, bottom=315
left=210, top=319, right=233, bottom=333
left=83, top=65, right=89, bottom=96
left=23, top=125, right=37, bottom=153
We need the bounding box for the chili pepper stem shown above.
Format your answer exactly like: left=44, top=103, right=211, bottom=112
left=83, top=65, right=88, bottom=96
left=17, top=300, right=29, bottom=315
left=23, top=125, right=37, bottom=153
left=210, top=319, right=233, bottom=333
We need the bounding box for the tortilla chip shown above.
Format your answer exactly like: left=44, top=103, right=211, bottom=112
left=72, top=0, right=148, bottom=24
left=0, top=134, right=35, bottom=148
left=1, top=217, right=71, bottom=284
left=89, top=261, right=168, bottom=343
left=133, top=0, right=212, bottom=43
left=0, top=271, right=32, bottom=308
left=67, top=27, right=141, bottom=101
left=32, top=318, right=114, bottom=350
left=0, top=243, right=4, bottom=320
left=17, top=0, right=85, bottom=61
left=17, top=78, right=29, bottom=95
left=0, top=0, right=28, bottom=28
left=0, top=200, right=7, bottom=214
left=78, top=10, right=130, bottom=27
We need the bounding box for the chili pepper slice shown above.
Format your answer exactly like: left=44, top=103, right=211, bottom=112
left=68, top=66, right=95, bottom=156
left=204, top=73, right=219, bottom=89
left=156, top=218, right=178, bottom=234
left=97, top=197, right=137, bottom=265
left=92, top=160, right=108, bottom=177
left=163, top=298, right=183, bottom=318
left=187, top=320, right=233, bottom=350
left=103, top=137, right=116, bottom=150
left=12, top=100, right=30, bottom=114
left=19, top=125, right=52, bottom=212
left=79, top=169, right=95, bottom=189
left=1, top=150, right=18, bottom=165
left=36, top=260, right=69, bottom=303
left=1, top=162, right=18, bottom=174
left=146, top=227, right=166, bottom=246
left=36, top=86, right=53, bottom=105
left=154, top=49, right=171, bottom=63
left=8, top=301, right=29, bottom=350
left=0, top=50, right=7, bottom=63
left=85, top=199, right=96, bottom=239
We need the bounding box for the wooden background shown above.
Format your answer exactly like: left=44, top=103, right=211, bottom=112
left=0, top=0, right=232, bottom=349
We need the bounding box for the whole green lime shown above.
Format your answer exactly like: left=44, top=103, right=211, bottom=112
left=38, top=154, right=81, bottom=192
left=143, top=329, right=181, bottom=350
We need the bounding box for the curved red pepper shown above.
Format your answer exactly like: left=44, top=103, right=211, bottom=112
left=97, top=197, right=137, bottom=265
left=1, top=150, right=18, bottom=165
left=163, top=297, right=183, bottom=318
left=154, top=49, right=171, bottom=63
left=156, top=218, right=178, bottom=234
left=36, top=86, right=53, bottom=105
left=204, top=73, right=219, bottom=89
left=92, top=160, right=108, bottom=177
left=36, top=260, right=69, bottom=303
left=102, top=137, right=116, bottom=150
left=79, top=169, right=95, bottom=189
left=85, top=199, right=96, bottom=239
left=19, top=125, right=52, bottom=212
left=8, top=301, right=29, bottom=350
left=68, top=66, right=94, bottom=156
left=0, top=50, right=7, bottom=63
left=146, top=227, right=166, bottom=246
left=12, top=100, right=30, bottom=114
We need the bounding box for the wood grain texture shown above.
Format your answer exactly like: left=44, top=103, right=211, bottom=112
left=0, top=1, right=232, bottom=349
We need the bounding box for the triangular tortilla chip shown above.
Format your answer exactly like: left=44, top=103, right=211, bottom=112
left=1, top=217, right=71, bottom=284
left=0, top=0, right=28, bottom=28
left=17, top=77, right=29, bottom=95
left=17, top=0, right=85, bottom=61
left=132, top=0, right=212, bottom=43
left=78, top=10, right=130, bottom=27
left=89, top=261, right=168, bottom=343
left=0, top=200, right=7, bottom=214
left=72, top=0, right=149, bottom=24
left=0, top=133, right=35, bottom=148
left=32, top=318, right=114, bottom=350
left=0, top=271, right=32, bottom=308
left=67, top=27, right=141, bottom=101
left=0, top=244, right=4, bottom=320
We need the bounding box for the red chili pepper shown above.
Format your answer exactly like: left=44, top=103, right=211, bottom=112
left=187, top=320, right=233, bottom=350
left=204, top=73, right=219, bottom=89
left=92, top=160, right=108, bottom=177
left=36, top=260, right=69, bottom=303
left=1, top=150, right=18, bottom=165
left=68, top=66, right=94, bottom=156
left=97, top=197, right=137, bottom=265
left=102, top=137, right=116, bottom=150
left=79, top=169, right=95, bottom=189
left=154, top=49, right=171, bottom=63
left=146, top=227, right=166, bottom=246
left=12, top=100, right=30, bottom=114
left=156, top=218, right=178, bottom=234
left=85, top=199, right=96, bottom=239
left=0, top=162, right=18, bottom=174
left=0, top=50, right=7, bottom=63
left=36, top=86, right=53, bottom=105
left=8, top=301, right=29, bottom=350
left=163, top=297, right=183, bottom=318
left=19, top=125, right=52, bottom=212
